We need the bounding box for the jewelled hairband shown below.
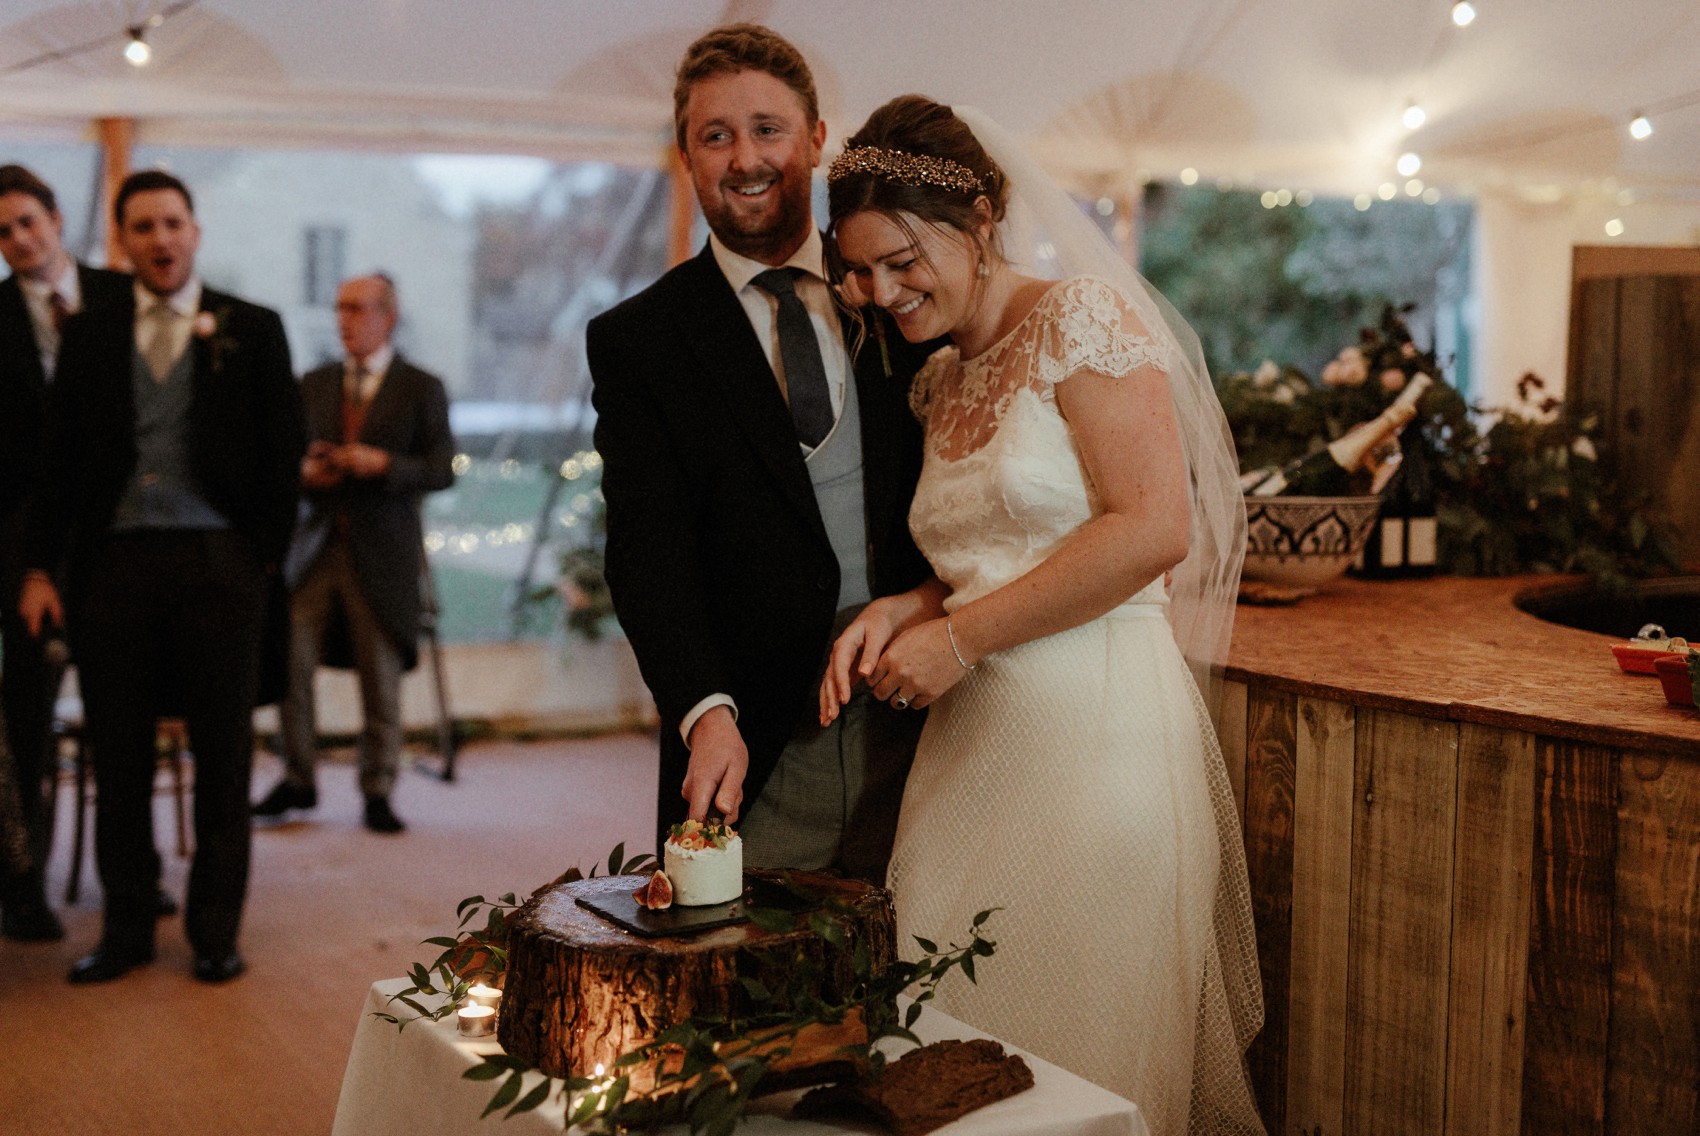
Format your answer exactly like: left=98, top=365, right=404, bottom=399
left=826, top=146, right=983, bottom=194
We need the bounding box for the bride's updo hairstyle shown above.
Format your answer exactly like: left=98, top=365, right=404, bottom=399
left=825, top=95, right=1010, bottom=290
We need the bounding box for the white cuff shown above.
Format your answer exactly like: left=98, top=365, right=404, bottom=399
left=680, top=693, right=737, bottom=748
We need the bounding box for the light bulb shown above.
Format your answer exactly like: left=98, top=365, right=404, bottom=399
left=1354, top=194, right=1373, bottom=212
left=1397, top=152, right=1422, bottom=177
left=1451, top=2, right=1477, bottom=28
left=1180, top=167, right=1198, bottom=186
left=1629, top=114, right=1653, bottom=140
left=1604, top=218, right=1625, bottom=237
left=1405, top=179, right=1425, bottom=197
left=124, top=31, right=151, bottom=66
left=1403, top=103, right=1427, bottom=130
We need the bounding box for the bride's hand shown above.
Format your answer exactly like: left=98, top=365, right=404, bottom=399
left=867, top=618, right=971, bottom=711
left=819, top=597, right=906, bottom=725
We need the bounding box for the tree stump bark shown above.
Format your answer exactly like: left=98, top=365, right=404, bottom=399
left=499, top=870, right=896, bottom=1087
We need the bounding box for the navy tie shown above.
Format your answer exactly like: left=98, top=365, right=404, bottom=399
left=752, top=268, right=833, bottom=448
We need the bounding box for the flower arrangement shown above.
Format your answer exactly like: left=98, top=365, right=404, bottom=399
left=1216, top=305, right=1681, bottom=589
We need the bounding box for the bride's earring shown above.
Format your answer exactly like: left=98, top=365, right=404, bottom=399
left=976, top=260, right=990, bottom=278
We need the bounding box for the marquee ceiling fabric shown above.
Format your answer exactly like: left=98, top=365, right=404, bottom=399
left=2, top=0, right=1697, bottom=207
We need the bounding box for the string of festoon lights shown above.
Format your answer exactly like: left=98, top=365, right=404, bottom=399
left=1168, top=1, right=1690, bottom=242
left=422, top=450, right=604, bottom=560
left=0, top=1, right=200, bottom=77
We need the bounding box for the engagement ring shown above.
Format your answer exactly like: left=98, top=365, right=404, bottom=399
left=893, top=695, right=910, bottom=710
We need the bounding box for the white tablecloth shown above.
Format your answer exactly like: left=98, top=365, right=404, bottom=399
left=333, top=979, right=1148, bottom=1136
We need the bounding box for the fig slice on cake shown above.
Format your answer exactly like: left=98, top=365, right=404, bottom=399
left=633, top=870, right=674, bottom=910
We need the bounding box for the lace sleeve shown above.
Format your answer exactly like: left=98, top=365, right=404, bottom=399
left=908, top=345, right=958, bottom=424
left=1034, top=276, right=1172, bottom=388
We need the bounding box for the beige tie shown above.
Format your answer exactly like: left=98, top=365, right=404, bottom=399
left=144, top=302, right=179, bottom=383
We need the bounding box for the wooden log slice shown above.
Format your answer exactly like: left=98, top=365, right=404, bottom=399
left=499, top=869, right=896, bottom=1086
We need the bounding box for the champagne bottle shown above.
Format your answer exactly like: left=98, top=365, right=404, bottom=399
left=1360, top=418, right=1439, bottom=578
left=1246, top=373, right=1433, bottom=497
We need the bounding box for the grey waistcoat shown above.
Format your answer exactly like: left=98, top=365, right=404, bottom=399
left=112, top=343, right=229, bottom=532
left=806, top=373, right=871, bottom=613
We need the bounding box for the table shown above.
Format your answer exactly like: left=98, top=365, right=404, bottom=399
left=333, top=979, right=1148, bottom=1136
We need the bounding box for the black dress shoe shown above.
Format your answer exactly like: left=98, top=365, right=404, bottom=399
left=1, top=889, right=66, bottom=942
left=193, top=950, right=246, bottom=984
left=363, top=795, right=406, bottom=834
left=155, top=888, right=178, bottom=918
left=67, top=942, right=155, bottom=984
left=251, top=779, right=317, bottom=818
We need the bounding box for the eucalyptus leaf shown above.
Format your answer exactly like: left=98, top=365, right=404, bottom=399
left=463, top=1059, right=508, bottom=1082
left=905, top=1001, right=923, bottom=1028
left=480, top=1070, right=524, bottom=1117
left=746, top=907, right=797, bottom=933
left=961, top=955, right=977, bottom=984
left=913, top=936, right=938, bottom=954
left=507, top=1077, right=553, bottom=1117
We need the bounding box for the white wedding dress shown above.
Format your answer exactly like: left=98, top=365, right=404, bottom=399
left=886, top=276, right=1266, bottom=1135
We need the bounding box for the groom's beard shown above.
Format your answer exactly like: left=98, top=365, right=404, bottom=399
left=701, top=163, right=816, bottom=264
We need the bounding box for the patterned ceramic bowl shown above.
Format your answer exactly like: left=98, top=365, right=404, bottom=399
left=1242, top=495, right=1383, bottom=588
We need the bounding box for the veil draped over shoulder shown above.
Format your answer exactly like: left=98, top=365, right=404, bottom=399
left=953, top=107, right=1246, bottom=711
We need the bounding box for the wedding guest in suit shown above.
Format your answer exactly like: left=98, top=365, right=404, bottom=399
left=252, top=273, right=454, bottom=834
left=18, top=169, right=304, bottom=983
left=585, top=24, right=939, bottom=881
left=0, top=164, right=129, bottom=943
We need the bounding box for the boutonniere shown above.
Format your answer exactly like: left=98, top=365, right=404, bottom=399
left=195, top=306, right=239, bottom=373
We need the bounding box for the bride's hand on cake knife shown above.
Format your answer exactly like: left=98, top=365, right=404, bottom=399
left=683, top=706, right=746, bottom=823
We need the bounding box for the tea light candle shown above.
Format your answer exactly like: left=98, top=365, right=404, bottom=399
left=457, top=1004, right=497, bottom=1038
left=467, top=982, right=503, bottom=1010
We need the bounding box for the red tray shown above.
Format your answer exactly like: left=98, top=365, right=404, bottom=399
left=1652, top=653, right=1698, bottom=709
left=1611, top=641, right=1688, bottom=675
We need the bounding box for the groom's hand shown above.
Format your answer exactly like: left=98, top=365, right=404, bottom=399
left=683, top=706, right=747, bottom=823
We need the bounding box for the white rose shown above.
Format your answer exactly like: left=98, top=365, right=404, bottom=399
left=1571, top=436, right=1598, bottom=461
left=1252, top=359, right=1280, bottom=388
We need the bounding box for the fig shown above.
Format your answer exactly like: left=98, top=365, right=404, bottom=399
left=633, top=870, right=674, bottom=910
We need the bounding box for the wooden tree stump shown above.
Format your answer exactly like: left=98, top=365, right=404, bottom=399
left=499, top=870, right=896, bottom=1087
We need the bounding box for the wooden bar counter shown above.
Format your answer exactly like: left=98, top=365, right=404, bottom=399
left=1217, top=574, right=1698, bottom=1136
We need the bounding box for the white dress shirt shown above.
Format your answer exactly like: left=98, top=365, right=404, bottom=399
left=346, top=342, right=395, bottom=403
left=134, top=277, right=203, bottom=374
left=19, top=258, right=80, bottom=381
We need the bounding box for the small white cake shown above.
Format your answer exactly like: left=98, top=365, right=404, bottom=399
left=663, top=820, right=743, bottom=906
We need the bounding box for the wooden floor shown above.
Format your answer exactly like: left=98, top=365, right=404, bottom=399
left=0, top=734, right=658, bottom=1136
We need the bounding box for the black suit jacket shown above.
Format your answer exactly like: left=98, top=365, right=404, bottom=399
left=587, top=243, right=937, bottom=831
left=284, top=355, right=455, bottom=671
left=0, top=264, right=130, bottom=570
left=26, top=284, right=306, bottom=699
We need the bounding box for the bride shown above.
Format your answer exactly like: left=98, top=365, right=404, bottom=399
left=817, top=96, right=1265, bottom=1134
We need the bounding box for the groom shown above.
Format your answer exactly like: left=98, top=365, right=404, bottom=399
left=587, top=24, right=937, bottom=882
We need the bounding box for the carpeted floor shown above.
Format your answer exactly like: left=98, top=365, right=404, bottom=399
left=0, top=734, right=658, bottom=1136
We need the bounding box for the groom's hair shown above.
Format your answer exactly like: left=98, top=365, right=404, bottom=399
left=673, top=23, right=818, bottom=151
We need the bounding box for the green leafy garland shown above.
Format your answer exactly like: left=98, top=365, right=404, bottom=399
left=377, top=846, right=998, bottom=1135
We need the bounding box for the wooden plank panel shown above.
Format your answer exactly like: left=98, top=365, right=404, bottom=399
left=1343, top=709, right=1458, bottom=1135
left=1219, top=678, right=1250, bottom=826
left=1287, top=696, right=1357, bottom=1136
left=1445, top=724, right=1537, bottom=1136
left=1607, top=752, right=1700, bottom=1134
left=1570, top=278, right=1620, bottom=438
left=1522, top=739, right=1616, bottom=1135
left=1242, top=685, right=1297, bottom=1132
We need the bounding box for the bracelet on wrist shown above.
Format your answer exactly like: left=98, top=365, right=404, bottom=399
left=946, top=616, right=978, bottom=673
